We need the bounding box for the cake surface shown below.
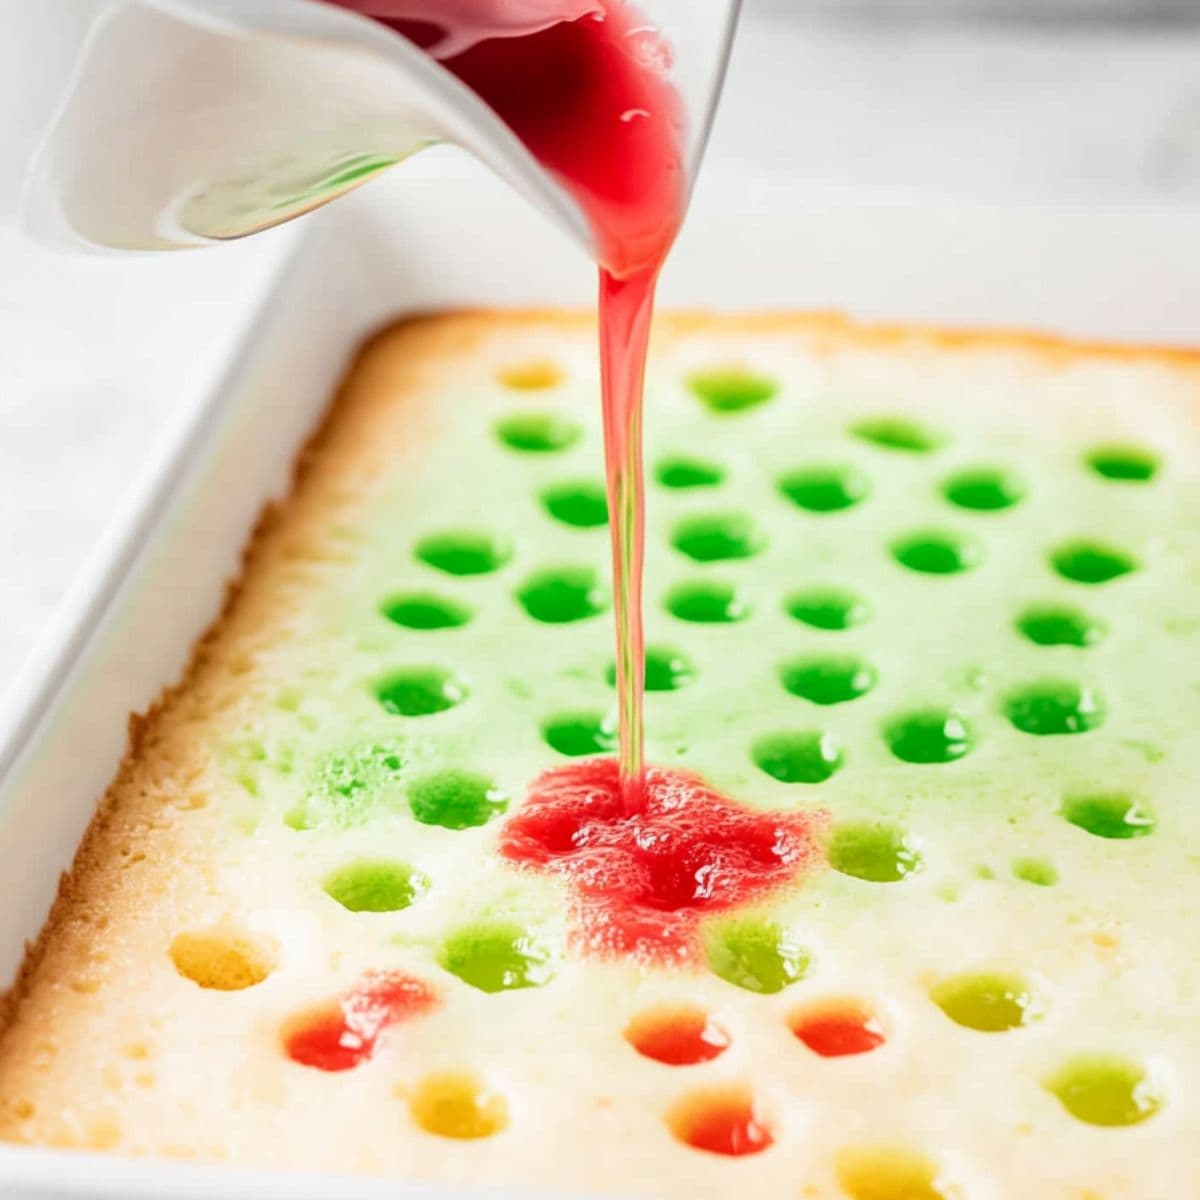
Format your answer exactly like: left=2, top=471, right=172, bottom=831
left=1, top=311, right=1200, bottom=1197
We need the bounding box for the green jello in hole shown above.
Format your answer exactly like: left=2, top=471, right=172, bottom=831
left=778, top=465, right=871, bottom=514
left=852, top=415, right=945, bottom=453
left=780, top=654, right=877, bottom=706
left=415, top=530, right=512, bottom=577
left=931, top=972, right=1043, bottom=1032
left=666, top=580, right=751, bottom=624
left=288, top=742, right=405, bottom=831
left=323, top=860, right=430, bottom=913
left=1045, top=1055, right=1163, bottom=1127
left=1005, top=680, right=1105, bottom=736
left=1012, top=857, right=1059, bottom=886
left=688, top=367, right=778, bottom=414
left=376, top=667, right=468, bottom=717
left=703, top=918, right=809, bottom=994
left=381, top=593, right=472, bottom=631
left=1050, top=539, right=1137, bottom=585
left=656, top=455, right=725, bottom=489
left=941, top=466, right=1026, bottom=512
left=785, top=586, right=872, bottom=631
left=540, top=480, right=608, bottom=528
left=495, top=412, right=581, bottom=453
left=518, top=566, right=608, bottom=624
left=827, top=822, right=922, bottom=883
left=1086, top=444, right=1160, bottom=483
left=1062, top=793, right=1155, bottom=839
left=408, top=770, right=507, bottom=830
left=751, top=731, right=843, bottom=784
left=606, top=645, right=696, bottom=692
left=542, top=710, right=617, bottom=757
left=1016, top=603, right=1106, bottom=648
left=892, top=529, right=982, bottom=575
left=885, top=710, right=973, bottom=764
left=439, top=923, right=555, bottom=993
left=671, top=513, right=766, bottom=563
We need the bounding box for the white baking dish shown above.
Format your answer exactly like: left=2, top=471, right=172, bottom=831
left=3, top=150, right=1200, bottom=1199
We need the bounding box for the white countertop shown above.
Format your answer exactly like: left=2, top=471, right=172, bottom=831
left=4, top=11, right=1200, bottom=706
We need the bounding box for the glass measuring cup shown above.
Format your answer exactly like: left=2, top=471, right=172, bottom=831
left=20, top=0, right=741, bottom=254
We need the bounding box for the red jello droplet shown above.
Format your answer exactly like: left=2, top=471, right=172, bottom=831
left=668, top=1087, right=775, bottom=1157
left=791, top=1001, right=886, bottom=1058
left=625, top=1005, right=731, bottom=1066
left=283, top=971, right=437, bottom=1072
left=499, top=760, right=825, bottom=962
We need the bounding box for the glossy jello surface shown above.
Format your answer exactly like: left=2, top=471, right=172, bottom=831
left=1, top=314, right=1199, bottom=1200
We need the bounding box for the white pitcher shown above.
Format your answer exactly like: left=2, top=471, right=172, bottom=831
left=15, top=0, right=740, bottom=254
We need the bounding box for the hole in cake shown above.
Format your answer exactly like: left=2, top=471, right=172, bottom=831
left=1015, top=603, right=1106, bottom=648
left=666, top=580, right=751, bottom=624
left=496, top=360, right=564, bottom=391
left=381, top=593, right=473, bottom=631
left=287, top=742, right=405, bottom=831
left=323, top=860, right=430, bottom=913
left=282, top=971, right=438, bottom=1072
left=624, top=1004, right=731, bottom=1065
left=655, top=455, right=726, bottom=489
left=415, top=531, right=512, bottom=577
left=1011, top=857, right=1059, bottom=886
left=751, top=730, right=843, bottom=784
left=375, top=668, right=468, bottom=717
left=941, top=465, right=1026, bottom=512
left=1061, top=793, right=1155, bottom=839
left=606, top=645, right=697, bottom=692
left=891, top=529, right=982, bottom=575
left=784, top=585, right=872, bottom=631
left=789, top=998, right=886, bottom=1058
left=439, top=923, right=556, bottom=993
left=495, top=412, right=581, bottom=453
left=670, top=512, right=766, bottom=563
left=780, top=654, right=878, bottom=706
left=852, top=416, right=945, bottom=453
left=1004, top=680, right=1105, bottom=736
left=688, top=366, right=778, bottom=414
left=1086, top=444, right=1160, bottom=483
left=408, top=770, right=507, bottom=830
left=169, top=926, right=277, bottom=991
left=666, top=1085, right=775, bottom=1156
left=836, top=1146, right=953, bottom=1200
left=703, top=918, right=810, bottom=994
left=778, top=464, right=872, bottom=514
left=827, top=823, right=922, bottom=883
left=407, top=1071, right=509, bottom=1139
left=1045, top=1055, right=1163, bottom=1127
left=1050, top=540, right=1137, bottom=585
left=931, top=971, right=1044, bottom=1032
left=517, top=566, right=608, bottom=624
left=540, top=480, right=609, bottom=528
left=884, top=709, right=974, bottom=764
left=541, top=710, right=617, bottom=757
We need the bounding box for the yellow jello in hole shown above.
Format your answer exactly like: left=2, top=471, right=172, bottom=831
left=169, top=925, right=277, bottom=991
left=496, top=359, right=565, bottom=391
left=836, top=1145, right=955, bottom=1200
left=407, top=1071, right=509, bottom=1139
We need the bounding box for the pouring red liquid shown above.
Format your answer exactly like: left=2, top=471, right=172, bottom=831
left=328, top=0, right=687, bottom=813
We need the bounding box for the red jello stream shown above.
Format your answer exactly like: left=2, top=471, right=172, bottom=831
left=328, top=1, right=687, bottom=813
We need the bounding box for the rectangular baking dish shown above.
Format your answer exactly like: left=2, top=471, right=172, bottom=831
left=3, top=150, right=1200, bottom=1199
